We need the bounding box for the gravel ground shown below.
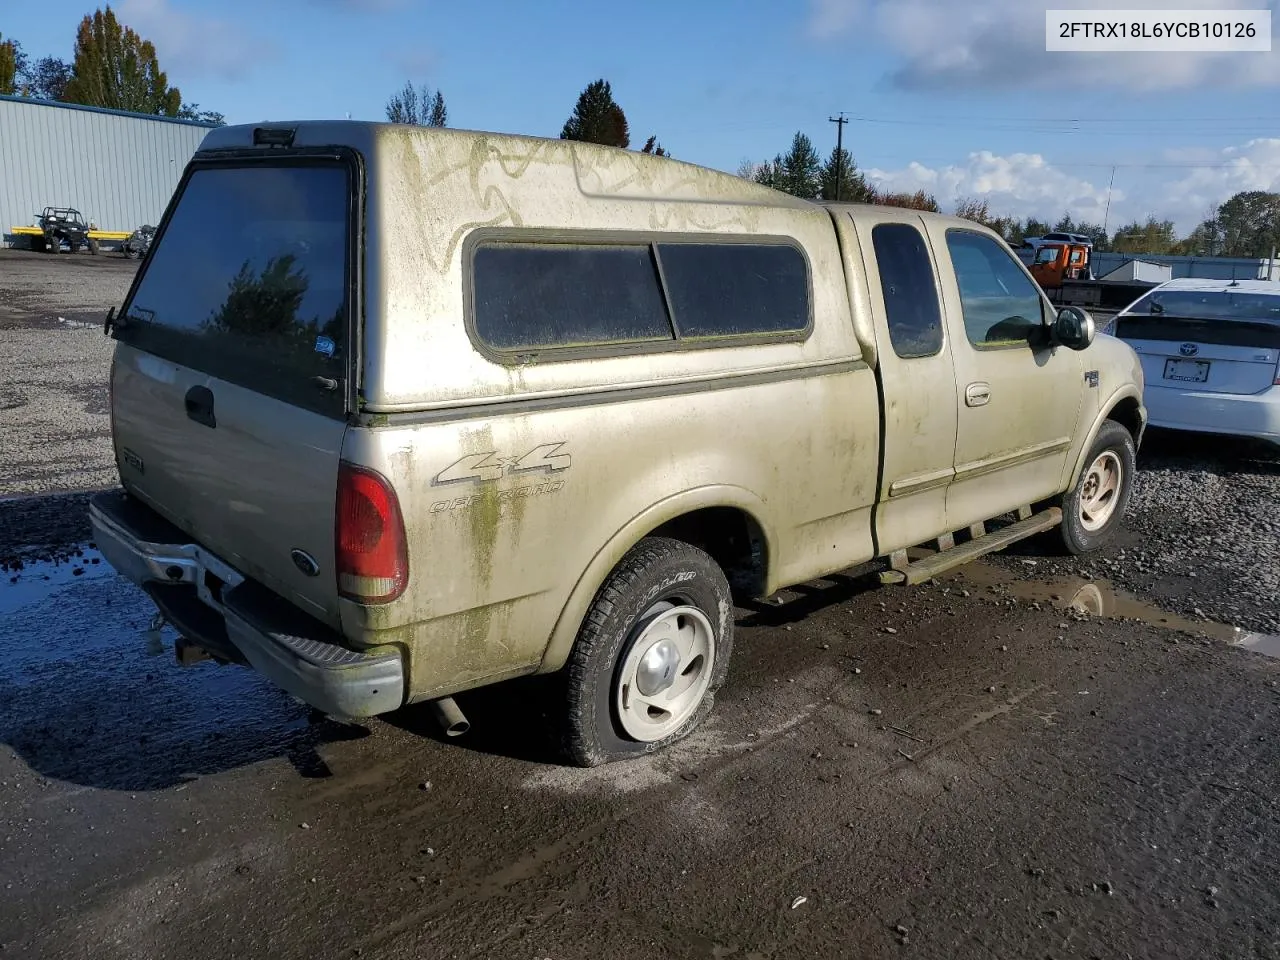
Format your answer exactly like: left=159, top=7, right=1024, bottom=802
left=992, top=430, right=1280, bottom=635
left=0, top=249, right=135, bottom=496
left=3, top=540, right=1280, bottom=960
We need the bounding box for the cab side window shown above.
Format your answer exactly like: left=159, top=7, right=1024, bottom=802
left=871, top=223, right=944, bottom=359
left=946, top=230, right=1045, bottom=347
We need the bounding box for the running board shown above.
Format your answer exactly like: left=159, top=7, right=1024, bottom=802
left=879, top=507, right=1063, bottom=586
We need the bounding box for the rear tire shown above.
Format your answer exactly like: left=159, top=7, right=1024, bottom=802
left=1056, top=420, right=1136, bottom=555
left=561, top=537, right=733, bottom=767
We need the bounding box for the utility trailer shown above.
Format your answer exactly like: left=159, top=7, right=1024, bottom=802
left=9, top=207, right=131, bottom=253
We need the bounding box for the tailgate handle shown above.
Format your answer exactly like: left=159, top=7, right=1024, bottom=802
left=184, top=385, right=216, bottom=428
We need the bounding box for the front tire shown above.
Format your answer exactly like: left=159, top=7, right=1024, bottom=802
left=561, top=537, right=733, bottom=767
left=1056, top=420, right=1136, bottom=555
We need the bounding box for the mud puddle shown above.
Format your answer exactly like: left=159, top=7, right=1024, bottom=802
left=0, top=545, right=116, bottom=616
left=950, top=562, right=1280, bottom=657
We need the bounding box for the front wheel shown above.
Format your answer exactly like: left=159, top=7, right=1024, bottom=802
left=1056, top=420, right=1136, bottom=555
left=561, top=537, right=733, bottom=767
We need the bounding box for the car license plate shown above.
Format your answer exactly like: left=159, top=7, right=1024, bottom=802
left=1163, top=358, right=1210, bottom=383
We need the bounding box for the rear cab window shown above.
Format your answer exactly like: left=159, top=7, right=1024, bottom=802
left=115, top=159, right=354, bottom=417
left=870, top=222, right=944, bottom=359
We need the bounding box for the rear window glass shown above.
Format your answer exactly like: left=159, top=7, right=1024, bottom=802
left=656, top=243, right=809, bottom=338
left=472, top=243, right=674, bottom=351
left=117, top=163, right=350, bottom=416
left=1115, top=315, right=1280, bottom=349
left=1123, top=289, right=1280, bottom=323
left=871, top=223, right=943, bottom=359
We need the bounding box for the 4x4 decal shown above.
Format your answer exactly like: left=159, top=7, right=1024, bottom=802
left=433, top=443, right=571, bottom=486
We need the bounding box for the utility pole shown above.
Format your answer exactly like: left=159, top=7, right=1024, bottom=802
left=1101, top=165, right=1116, bottom=238
left=829, top=113, right=849, bottom=201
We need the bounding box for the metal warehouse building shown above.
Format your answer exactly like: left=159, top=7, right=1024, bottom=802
left=0, top=94, right=215, bottom=246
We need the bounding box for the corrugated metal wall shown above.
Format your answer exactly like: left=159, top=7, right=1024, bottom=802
left=0, top=95, right=213, bottom=241
left=1091, top=252, right=1280, bottom=281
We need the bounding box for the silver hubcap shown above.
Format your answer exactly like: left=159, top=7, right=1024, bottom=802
left=1079, top=450, right=1123, bottom=532
left=615, top=601, right=715, bottom=742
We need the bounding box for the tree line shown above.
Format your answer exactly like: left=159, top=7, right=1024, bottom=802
left=0, top=6, right=224, bottom=123
left=745, top=129, right=1280, bottom=259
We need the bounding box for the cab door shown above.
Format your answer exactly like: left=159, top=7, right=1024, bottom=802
left=852, top=211, right=959, bottom=554
left=922, top=224, right=1085, bottom=531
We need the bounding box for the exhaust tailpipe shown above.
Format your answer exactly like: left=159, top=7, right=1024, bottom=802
left=429, top=696, right=470, bottom=737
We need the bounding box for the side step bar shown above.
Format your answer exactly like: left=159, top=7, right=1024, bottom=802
left=879, top=507, right=1063, bottom=586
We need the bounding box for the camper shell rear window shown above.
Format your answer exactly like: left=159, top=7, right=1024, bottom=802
left=114, top=156, right=356, bottom=417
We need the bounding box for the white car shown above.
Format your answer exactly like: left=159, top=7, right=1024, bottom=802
left=1112, top=277, right=1280, bottom=450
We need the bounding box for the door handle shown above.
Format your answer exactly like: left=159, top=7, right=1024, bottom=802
left=965, top=382, right=991, bottom=407
left=184, top=385, right=216, bottom=428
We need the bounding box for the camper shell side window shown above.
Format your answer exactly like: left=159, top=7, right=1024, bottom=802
left=465, top=231, right=813, bottom=363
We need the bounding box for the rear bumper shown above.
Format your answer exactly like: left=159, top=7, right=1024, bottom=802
left=1144, top=384, right=1280, bottom=444
left=89, top=490, right=405, bottom=718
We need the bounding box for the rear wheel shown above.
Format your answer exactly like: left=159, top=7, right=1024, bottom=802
left=1056, top=420, right=1136, bottom=555
left=561, top=537, right=733, bottom=767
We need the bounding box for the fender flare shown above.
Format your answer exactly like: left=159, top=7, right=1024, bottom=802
left=1065, top=385, right=1147, bottom=489
left=535, top=485, right=776, bottom=675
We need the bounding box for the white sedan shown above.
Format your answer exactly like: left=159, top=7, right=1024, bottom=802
left=1111, top=277, right=1280, bottom=450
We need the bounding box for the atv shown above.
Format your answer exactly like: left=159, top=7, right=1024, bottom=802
left=121, top=224, right=156, bottom=260
left=30, top=207, right=98, bottom=255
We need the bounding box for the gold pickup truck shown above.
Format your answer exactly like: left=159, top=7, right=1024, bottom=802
left=90, top=122, right=1146, bottom=766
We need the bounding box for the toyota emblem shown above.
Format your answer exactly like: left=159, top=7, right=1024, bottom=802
left=1179, top=342, right=1199, bottom=357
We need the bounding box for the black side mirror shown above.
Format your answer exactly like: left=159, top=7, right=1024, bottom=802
left=1052, top=306, right=1096, bottom=351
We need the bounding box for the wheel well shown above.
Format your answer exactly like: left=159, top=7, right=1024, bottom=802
left=649, top=507, right=768, bottom=600
left=1107, top=396, right=1144, bottom=445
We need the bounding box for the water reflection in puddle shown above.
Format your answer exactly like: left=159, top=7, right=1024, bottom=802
left=949, top=564, right=1280, bottom=658
left=0, top=547, right=117, bottom=616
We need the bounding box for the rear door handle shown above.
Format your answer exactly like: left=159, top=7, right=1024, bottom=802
left=184, top=385, right=216, bottom=428
left=965, top=382, right=991, bottom=407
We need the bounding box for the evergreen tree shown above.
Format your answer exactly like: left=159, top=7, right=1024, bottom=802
left=560, top=79, right=629, bottom=148
left=778, top=131, right=821, bottom=199
left=62, top=6, right=181, bottom=116
left=819, top=145, right=870, bottom=202
left=640, top=135, right=669, bottom=157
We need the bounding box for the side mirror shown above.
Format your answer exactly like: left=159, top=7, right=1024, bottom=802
left=1052, top=306, right=1096, bottom=351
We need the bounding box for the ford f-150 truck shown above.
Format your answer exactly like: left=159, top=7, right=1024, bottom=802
left=90, top=121, right=1146, bottom=766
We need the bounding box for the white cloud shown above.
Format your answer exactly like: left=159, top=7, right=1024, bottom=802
left=866, top=139, right=1280, bottom=231
left=117, top=0, right=273, bottom=81
left=808, top=0, right=1280, bottom=90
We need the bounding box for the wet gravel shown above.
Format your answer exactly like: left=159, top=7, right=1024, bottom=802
left=0, top=249, right=135, bottom=496
left=993, top=430, right=1280, bottom=635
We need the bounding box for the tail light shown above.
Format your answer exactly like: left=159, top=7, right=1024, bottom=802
left=336, top=462, right=409, bottom=604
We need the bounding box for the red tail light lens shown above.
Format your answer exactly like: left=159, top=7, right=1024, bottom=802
left=336, top=462, right=408, bottom=604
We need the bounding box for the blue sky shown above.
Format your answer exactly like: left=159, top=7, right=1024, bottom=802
left=8, top=0, right=1280, bottom=232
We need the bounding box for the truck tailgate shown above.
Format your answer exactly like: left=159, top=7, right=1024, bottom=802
left=107, top=158, right=356, bottom=627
